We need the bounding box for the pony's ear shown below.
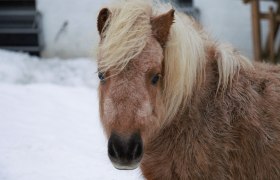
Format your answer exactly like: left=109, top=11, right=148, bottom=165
left=97, top=8, right=111, bottom=35
left=151, top=9, right=175, bottom=47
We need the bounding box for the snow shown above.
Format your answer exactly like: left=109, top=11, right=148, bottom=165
left=0, top=50, right=98, bottom=87
left=0, top=50, right=143, bottom=180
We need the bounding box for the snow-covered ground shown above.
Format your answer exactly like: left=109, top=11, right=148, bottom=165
left=0, top=50, right=143, bottom=180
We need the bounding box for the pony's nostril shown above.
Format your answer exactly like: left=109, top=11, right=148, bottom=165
left=132, top=143, right=143, bottom=160
left=108, top=134, right=121, bottom=160
left=128, top=133, right=143, bottom=160
left=108, top=143, right=119, bottom=160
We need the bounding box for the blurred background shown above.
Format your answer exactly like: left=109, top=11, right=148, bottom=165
left=0, top=0, right=279, bottom=180
left=0, top=0, right=278, bottom=59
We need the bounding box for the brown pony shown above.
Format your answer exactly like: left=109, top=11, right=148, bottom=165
left=96, top=0, right=280, bottom=179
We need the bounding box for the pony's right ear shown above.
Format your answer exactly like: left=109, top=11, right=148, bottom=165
left=151, top=9, right=175, bottom=47
left=97, top=8, right=111, bottom=36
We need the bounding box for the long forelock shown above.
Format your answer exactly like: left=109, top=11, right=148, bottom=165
left=97, top=0, right=153, bottom=74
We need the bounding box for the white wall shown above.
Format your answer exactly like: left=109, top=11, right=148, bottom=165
left=195, top=0, right=275, bottom=60
left=195, top=0, right=252, bottom=58
left=37, top=0, right=275, bottom=59
left=37, top=0, right=108, bottom=58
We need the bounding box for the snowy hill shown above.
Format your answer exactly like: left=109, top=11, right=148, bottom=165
left=0, top=50, right=143, bottom=180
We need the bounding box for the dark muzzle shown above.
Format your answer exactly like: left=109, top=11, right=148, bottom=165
left=108, top=132, right=143, bottom=170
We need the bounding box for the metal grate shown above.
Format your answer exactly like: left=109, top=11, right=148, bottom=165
left=0, top=0, right=42, bottom=56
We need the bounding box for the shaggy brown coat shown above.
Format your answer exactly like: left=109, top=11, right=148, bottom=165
left=142, top=60, right=280, bottom=179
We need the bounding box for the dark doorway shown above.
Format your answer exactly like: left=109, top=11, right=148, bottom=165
left=176, top=0, right=193, bottom=6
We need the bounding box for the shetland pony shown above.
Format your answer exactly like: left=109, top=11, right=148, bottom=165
left=96, top=0, right=280, bottom=179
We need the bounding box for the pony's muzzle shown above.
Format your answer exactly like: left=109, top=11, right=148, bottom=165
left=108, top=132, right=143, bottom=170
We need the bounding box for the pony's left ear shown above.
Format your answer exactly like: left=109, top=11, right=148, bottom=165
left=151, top=9, right=175, bottom=47
left=97, top=8, right=111, bottom=36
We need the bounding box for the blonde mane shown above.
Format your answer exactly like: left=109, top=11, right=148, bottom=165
left=98, top=0, right=152, bottom=74
left=97, top=0, right=253, bottom=123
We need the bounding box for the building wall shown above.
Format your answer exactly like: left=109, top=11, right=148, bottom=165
left=195, top=0, right=252, bottom=59
left=37, top=0, right=107, bottom=58
left=37, top=0, right=275, bottom=60
left=196, top=0, right=275, bottom=60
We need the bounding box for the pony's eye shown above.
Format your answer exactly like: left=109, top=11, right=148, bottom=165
left=98, top=72, right=105, bottom=82
left=151, top=74, right=160, bottom=85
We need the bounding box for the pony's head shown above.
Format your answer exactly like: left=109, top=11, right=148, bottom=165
left=96, top=0, right=206, bottom=170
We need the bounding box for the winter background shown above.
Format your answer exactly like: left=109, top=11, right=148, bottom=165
left=0, top=0, right=276, bottom=180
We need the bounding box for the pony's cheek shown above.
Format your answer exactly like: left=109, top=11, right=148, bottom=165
left=99, top=98, right=117, bottom=137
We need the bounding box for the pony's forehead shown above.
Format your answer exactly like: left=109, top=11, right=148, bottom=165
left=108, top=38, right=163, bottom=75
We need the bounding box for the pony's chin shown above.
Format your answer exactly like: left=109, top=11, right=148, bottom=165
left=112, top=162, right=140, bottom=170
